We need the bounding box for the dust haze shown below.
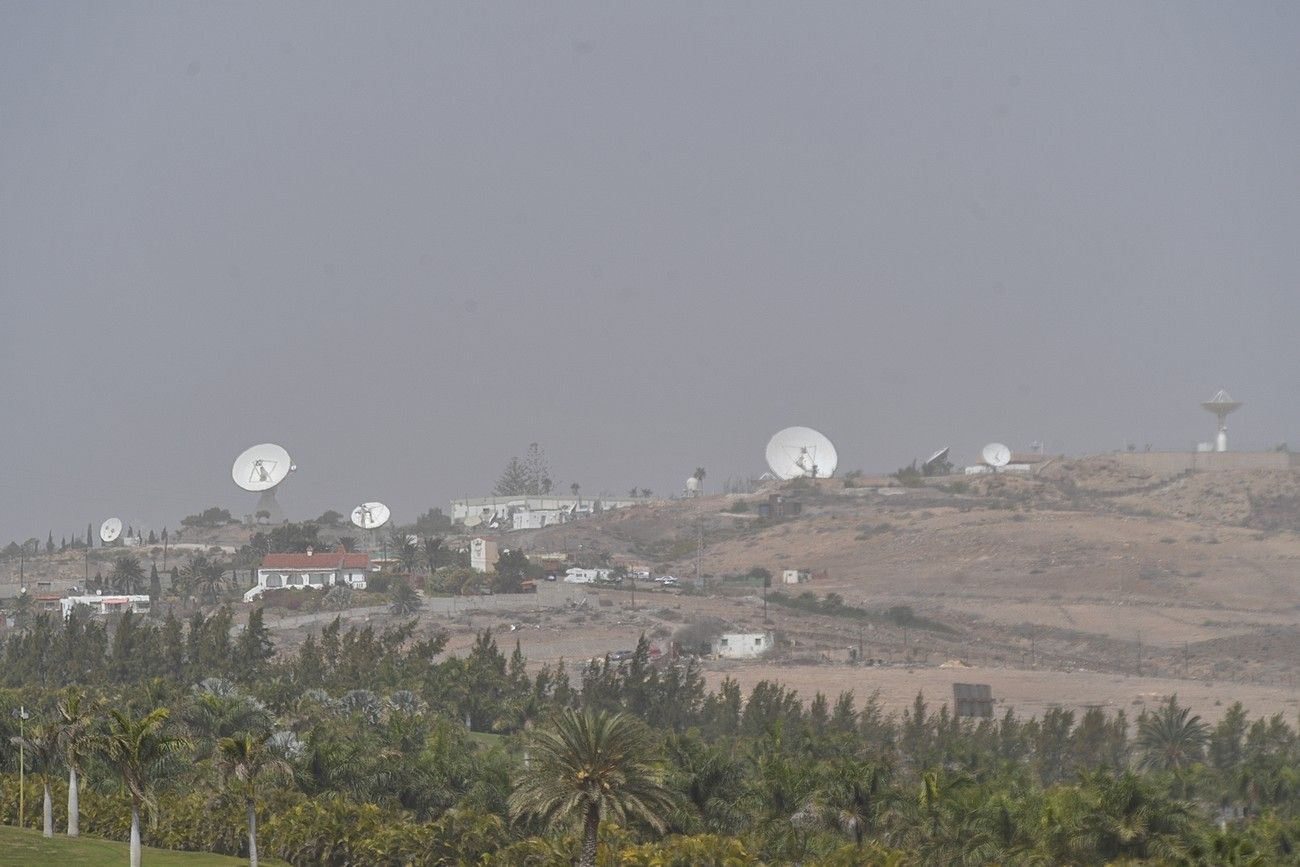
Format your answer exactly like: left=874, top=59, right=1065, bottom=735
left=2, top=3, right=1297, bottom=538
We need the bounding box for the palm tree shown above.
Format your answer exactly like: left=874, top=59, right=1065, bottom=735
left=11, top=722, right=62, bottom=837
left=1136, top=696, right=1209, bottom=773
left=216, top=731, right=291, bottom=867
left=390, top=580, right=422, bottom=616
left=1073, top=771, right=1193, bottom=862
left=57, top=689, right=98, bottom=836
left=98, top=707, right=192, bottom=867
left=180, top=554, right=229, bottom=604
left=109, top=555, right=147, bottom=594
left=815, top=759, right=894, bottom=848
left=422, top=536, right=444, bottom=573
left=509, top=708, right=678, bottom=867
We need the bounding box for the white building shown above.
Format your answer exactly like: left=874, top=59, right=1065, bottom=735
left=470, top=537, right=499, bottom=574
left=60, top=594, right=152, bottom=620
left=511, top=509, right=568, bottom=531
left=712, top=631, right=774, bottom=659
left=452, top=495, right=643, bottom=526
left=782, top=569, right=810, bottom=585
left=244, top=546, right=369, bottom=602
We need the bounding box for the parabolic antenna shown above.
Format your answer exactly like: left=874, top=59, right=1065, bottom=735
left=232, top=444, right=294, bottom=492
left=99, top=517, right=123, bottom=544
left=923, top=446, right=951, bottom=469
left=351, top=502, right=391, bottom=530
left=765, top=427, right=839, bottom=480
left=685, top=476, right=701, bottom=494
left=463, top=515, right=483, bottom=529
left=982, top=442, right=1012, bottom=468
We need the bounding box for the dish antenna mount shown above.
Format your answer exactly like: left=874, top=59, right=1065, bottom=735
left=232, top=443, right=296, bottom=524
left=351, top=502, right=391, bottom=531
left=765, top=427, right=839, bottom=480
left=99, top=517, right=123, bottom=544
left=982, top=443, right=1012, bottom=470
left=1201, top=389, right=1242, bottom=453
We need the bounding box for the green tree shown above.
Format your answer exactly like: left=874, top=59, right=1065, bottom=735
left=97, top=707, right=192, bottom=867
left=491, top=549, right=531, bottom=594
left=390, top=580, right=423, bottom=616
left=1136, top=696, right=1209, bottom=773
left=148, top=563, right=162, bottom=600
left=110, top=555, right=147, bottom=594
left=216, top=731, right=292, bottom=867
left=509, top=709, right=679, bottom=867
left=180, top=554, right=230, bottom=604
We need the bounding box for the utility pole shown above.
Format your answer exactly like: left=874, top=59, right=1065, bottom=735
left=1136, top=633, right=1143, bottom=677
left=13, top=706, right=29, bottom=828
left=1183, top=641, right=1189, bottom=677
left=695, top=513, right=703, bottom=592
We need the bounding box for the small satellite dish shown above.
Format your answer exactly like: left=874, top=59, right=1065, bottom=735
left=765, top=427, right=839, bottom=480
left=350, top=502, right=391, bottom=530
left=685, top=476, right=701, bottom=494
left=232, top=444, right=294, bottom=492
left=982, top=443, right=1012, bottom=468
left=923, top=446, right=951, bottom=468
left=100, top=517, right=123, bottom=544
left=463, top=515, right=483, bottom=528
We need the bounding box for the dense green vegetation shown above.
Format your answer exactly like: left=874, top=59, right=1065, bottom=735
left=3, top=607, right=1300, bottom=864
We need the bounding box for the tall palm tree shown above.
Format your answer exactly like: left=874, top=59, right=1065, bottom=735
left=1136, top=697, right=1209, bottom=773
left=109, top=556, right=147, bottom=594
left=98, top=707, right=192, bottom=867
left=422, top=536, right=445, bottom=574
left=389, top=580, right=422, bottom=616
left=11, top=722, right=62, bottom=837
left=180, top=554, right=229, bottom=604
left=57, top=689, right=98, bottom=836
left=509, top=708, right=678, bottom=867
left=216, top=731, right=292, bottom=867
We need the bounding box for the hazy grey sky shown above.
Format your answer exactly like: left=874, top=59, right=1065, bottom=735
left=2, top=3, right=1297, bottom=542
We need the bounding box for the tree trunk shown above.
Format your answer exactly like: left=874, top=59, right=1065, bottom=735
left=130, top=804, right=142, bottom=867
left=578, top=803, right=600, bottom=867
left=247, top=799, right=259, bottom=867
left=42, top=783, right=53, bottom=837
left=67, top=767, right=79, bottom=836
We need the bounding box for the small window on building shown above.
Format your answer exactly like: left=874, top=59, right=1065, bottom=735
left=720, top=638, right=729, bottom=646
left=755, top=637, right=763, bottom=646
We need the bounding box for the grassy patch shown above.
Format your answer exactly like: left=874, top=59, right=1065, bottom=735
left=0, top=825, right=286, bottom=866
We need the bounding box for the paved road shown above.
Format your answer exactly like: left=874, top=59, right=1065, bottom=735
left=267, top=582, right=596, bottom=631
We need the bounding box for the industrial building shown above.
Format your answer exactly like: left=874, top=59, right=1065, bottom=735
left=712, top=631, right=775, bottom=659
left=451, top=495, right=642, bottom=528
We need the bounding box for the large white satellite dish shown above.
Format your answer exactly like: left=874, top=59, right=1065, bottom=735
left=100, top=517, right=123, bottom=544
left=351, top=502, right=391, bottom=530
left=232, top=443, right=294, bottom=492
left=765, top=427, right=839, bottom=480
left=982, top=442, right=1012, bottom=468
left=923, top=446, right=951, bottom=469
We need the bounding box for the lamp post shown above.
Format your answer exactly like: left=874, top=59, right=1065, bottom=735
left=13, top=706, right=30, bottom=828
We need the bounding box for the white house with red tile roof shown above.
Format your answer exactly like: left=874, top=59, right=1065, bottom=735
left=244, top=545, right=369, bottom=602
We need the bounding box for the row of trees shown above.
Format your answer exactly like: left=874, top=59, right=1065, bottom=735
left=4, top=607, right=1300, bottom=862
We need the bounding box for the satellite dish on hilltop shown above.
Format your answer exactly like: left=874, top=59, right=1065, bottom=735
left=100, top=517, right=123, bottom=544
left=232, top=444, right=294, bottom=491
left=766, top=427, right=838, bottom=480
left=232, top=443, right=295, bottom=523
left=351, top=501, right=391, bottom=531
left=982, top=443, right=1012, bottom=469
left=1202, top=389, right=1243, bottom=453
left=685, top=476, right=701, bottom=496
left=923, top=446, right=951, bottom=469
